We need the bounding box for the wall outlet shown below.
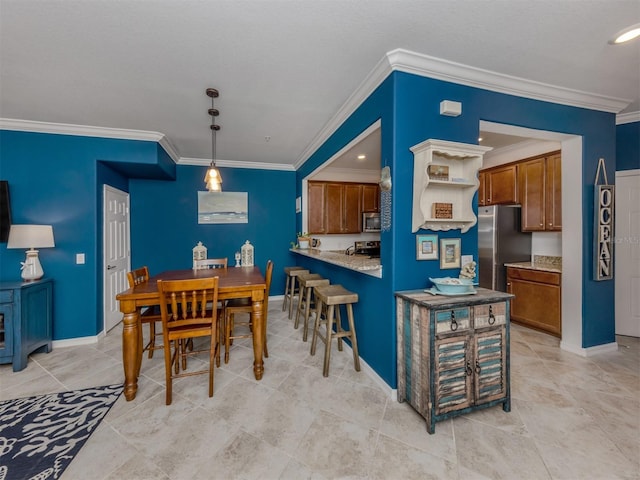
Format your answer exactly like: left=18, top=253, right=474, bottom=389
left=461, top=255, right=473, bottom=266
left=76, top=253, right=85, bottom=264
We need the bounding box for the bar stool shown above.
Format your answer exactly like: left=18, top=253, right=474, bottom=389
left=294, top=273, right=330, bottom=342
left=310, top=284, right=361, bottom=377
left=283, top=267, right=309, bottom=319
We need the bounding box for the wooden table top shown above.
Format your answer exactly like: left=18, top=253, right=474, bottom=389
left=116, top=267, right=266, bottom=303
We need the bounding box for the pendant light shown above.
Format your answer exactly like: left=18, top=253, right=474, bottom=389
left=204, top=87, right=222, bottom=192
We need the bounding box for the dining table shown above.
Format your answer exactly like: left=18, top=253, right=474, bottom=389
left=116, top=266, right=267, bottom=401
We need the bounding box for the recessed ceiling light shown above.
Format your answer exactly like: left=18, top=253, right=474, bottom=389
left=609, top=24, right=640, bottom=44
left=357, top=154, right=366, bottom=160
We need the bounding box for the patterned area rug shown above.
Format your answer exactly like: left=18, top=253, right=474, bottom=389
left=0, top=384, right=123, bottom=480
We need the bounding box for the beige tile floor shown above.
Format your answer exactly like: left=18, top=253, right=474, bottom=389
left=1, top=298, right=638, bottom=480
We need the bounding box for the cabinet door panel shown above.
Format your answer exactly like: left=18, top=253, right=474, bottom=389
left=478, top=171, right=486, bottom=206
left=343, top=184, right=362, bottom=233
left=473, top=327, right=507, bottom=403
left=519, top=158, right=546, bottom=231
left=508, top=277, right=561, bottom=336
left=546, top=153, right=562, bottom=231
left=487, top=165, right=517, bottom=205
left=325, top=183, right=343, bottom=233
left=0, top=304, right=14, bottom=358
left=434, top=335, right=472, bottom=414
left=308, top=182, right=326, bottom=234
left=361, top=184, right=380, bottom=212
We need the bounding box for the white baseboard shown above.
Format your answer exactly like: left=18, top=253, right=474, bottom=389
left=560, top=340, right=619, bottom=357
left=52, top=333, right=102, bottom=349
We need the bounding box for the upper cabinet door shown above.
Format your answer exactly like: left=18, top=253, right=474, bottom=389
left=343, top=184, right=362, bottom=233
left=545, top=152, right=562, bottom=231
left=478, top=171, right=487, bottom=206
left=308, top=182, right=326, bottom=234
left=486, top=165, right=518, bottom=205
left=361, top=184, right=380, bottom=212
left=519, top=157, right=546, bottom=231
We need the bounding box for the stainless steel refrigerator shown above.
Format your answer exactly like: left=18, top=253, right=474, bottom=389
left=478, top=205, right=532, bottom=292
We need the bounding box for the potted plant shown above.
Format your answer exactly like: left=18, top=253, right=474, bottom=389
left=296, top=232, right=311, bottom=249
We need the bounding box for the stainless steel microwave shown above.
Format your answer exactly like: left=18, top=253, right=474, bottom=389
left=362, top=212, right=381, bottom=232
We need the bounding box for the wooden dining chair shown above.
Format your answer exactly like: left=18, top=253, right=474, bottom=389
left=223, top=260, right=273, bottom=364
left=193, top=258, right=228, bottom=270
left=127, top=266, right=163, bottom=359
left=157, top=276, right=220, bottom=405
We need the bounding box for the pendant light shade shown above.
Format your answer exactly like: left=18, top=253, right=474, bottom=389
left=205, top=88, right=222, bottom=192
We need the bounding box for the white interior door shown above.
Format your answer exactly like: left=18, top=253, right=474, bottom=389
left=103, top=185, right=130, bottom=332
left=615, top=170, right=640, bottom=337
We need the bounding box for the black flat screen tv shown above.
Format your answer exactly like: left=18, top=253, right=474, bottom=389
left=0, top=180, right=12, bottom=243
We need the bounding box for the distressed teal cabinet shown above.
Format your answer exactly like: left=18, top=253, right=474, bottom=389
left=395, top=288, right=513, bottom=434
left=0, top=278, right=53, bottom=371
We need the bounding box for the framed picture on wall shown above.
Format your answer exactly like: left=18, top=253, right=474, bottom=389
left=198, top=191, right=248, bottom=224
left=440, top=238, right=461, bottom=269
left=416, top=234, right=438, bottom=260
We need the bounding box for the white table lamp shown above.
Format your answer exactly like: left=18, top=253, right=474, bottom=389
left=7, top=225, right=55, bottom=281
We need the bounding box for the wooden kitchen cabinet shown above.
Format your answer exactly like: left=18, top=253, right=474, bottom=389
left=545, top=152, right=562, bottom=231
left=396, top=288, right=513, bottom=434
left=308, top=181, right=370, bottom=234
left=307, top=181, right=327, bottom=234
left=361, top=183, right=380, bottom=212
left=479, top=164, right=518, bottom=206
left=518, top=151, right=561, bottom=231
left=506, top=267, right=561, bottom=336
left=478, top=171, right=487, bottom=206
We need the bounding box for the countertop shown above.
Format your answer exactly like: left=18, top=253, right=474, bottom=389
left=504, top=255, right=562, bottom=274
left=290, top=248, right=382, bottom=278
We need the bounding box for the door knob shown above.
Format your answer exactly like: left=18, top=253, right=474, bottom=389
left=107, top=265, right=117, bottom=270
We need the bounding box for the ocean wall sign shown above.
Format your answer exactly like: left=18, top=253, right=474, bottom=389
left=593, top=158, right=614, bottom=281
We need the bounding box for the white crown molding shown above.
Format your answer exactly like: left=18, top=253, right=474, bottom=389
left=387, top=49, right=630, bottom=114
left=0, top=118, right=181, bottom=163
left=616, top=111, right=640, bottom=124
left=178, top=157, right=294, bottom=171
left=295, top=48, right=631, bottom=167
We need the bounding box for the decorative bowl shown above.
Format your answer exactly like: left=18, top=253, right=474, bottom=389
left=429, top=277, right=477, bottom=294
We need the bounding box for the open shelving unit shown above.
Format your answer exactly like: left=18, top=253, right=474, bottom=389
left=411, top=139, right=492, bottom=233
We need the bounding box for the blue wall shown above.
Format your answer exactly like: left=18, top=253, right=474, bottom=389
left=0, top=74, right=624, bottom=386
left=0, top=129, right=296, bottom=341
left=295, top=71, right=618, bottom=387
left=616, top=121, right=640, bottom=171
left=129, top=165, right=296, bottom=295
left=0, top=130, right=166, bottom=340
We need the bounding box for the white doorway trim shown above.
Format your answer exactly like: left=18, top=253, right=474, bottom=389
left=615, top=169, right=640, bottom=337
left=479, top=120, right=583, bottom=352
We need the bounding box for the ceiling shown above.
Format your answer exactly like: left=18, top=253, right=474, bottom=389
left=1, top=1, right=638, bottom=172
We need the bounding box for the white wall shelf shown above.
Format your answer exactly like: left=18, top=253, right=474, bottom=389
left=411, top=139, right=492, bottom=233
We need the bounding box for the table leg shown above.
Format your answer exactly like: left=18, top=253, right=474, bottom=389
left=251, top=299, right=264, bottom=380
left=121, top=305, right=141, bottom=401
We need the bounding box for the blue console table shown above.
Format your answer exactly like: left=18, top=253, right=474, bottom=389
left=0, top=278, right=53, bottom=372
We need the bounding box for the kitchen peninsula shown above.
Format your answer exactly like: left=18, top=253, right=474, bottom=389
left=290, top=248, right=382, bottom=278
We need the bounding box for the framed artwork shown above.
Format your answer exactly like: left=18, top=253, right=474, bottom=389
left=416, top=234, right=438, bottom=260
left=198, top=191, right=248, bottom=224
left=440, top=238, right=461, bottom=269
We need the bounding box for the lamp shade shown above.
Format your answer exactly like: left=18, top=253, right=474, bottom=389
left=7, top=225, right=55, bottom=249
